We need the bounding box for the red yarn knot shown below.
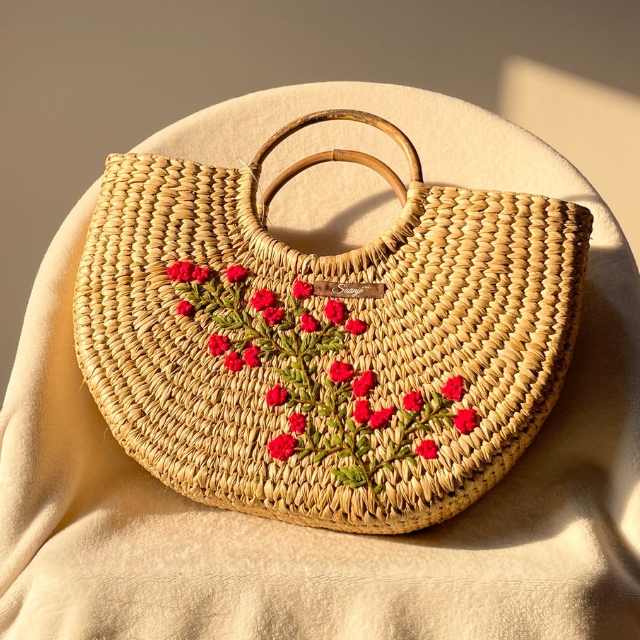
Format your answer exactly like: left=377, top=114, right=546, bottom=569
left=167, top=261, right=194, bottom=282
left=192, top=266, right=212, bottom=283
left=345, top=319, right=368, bottom=335
left=251, top=289, right=276, bottom=311
left=416, top=439, right=439, bottom=459
left=402, top=390, right=424, bottom=412
left=370, top=407, right=394, bottom=429
left=268, top=433, right=297, bottom=461
left=354, top=400, right=372, bottom=424
left=293, top=280, right=313, bottom=300
left=243, top=346, right=261, bottom=368
left=208, top=334, right=230, bottom=356
left=226, top=264, right=248, bottom=283
left=288, top=413, right=307, bottom=434
left=176, top=300, right=194, bottom=316
left=266, top=384, right=288, bottom=407
left=223, top=351, right=243, bottom=372
left=263, top=307, right=285, bottom=326
left=352, top=370, right=376, bottom=397
left=300, top=311, right=319, bottom=333
left=329, top=361, right=355, bottom=383
left=441, top=375, right=465, bottom=402
left=453, top=408, right=477, bottom=435
left=324, top=299, right=347, bottom=324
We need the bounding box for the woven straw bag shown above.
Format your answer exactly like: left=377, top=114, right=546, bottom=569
left=73, top=110, right=592, bottom=534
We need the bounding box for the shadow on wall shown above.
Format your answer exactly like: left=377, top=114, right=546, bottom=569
left=499, top=56, right=640, bottom=263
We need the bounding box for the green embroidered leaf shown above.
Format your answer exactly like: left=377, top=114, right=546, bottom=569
left=330, top=466, right=367, bottom=488
left=313, top=451, right=329, bottom=463
left=175, top=284, right=191, bottom=293
left=327, top=419, right=339, bottom=430
left=389, top=440, right=397, bottom=455
left=205, top=303, right=217, bottom=314
left=312, top=432, right=321, bottom=446
left=345, top=419, right=356, bottom=432
left=337, top=451, right=350, bottom=458
left=330, top=434, right=342, bottom=446
left=344, top=434, right=354, bottom=447
left=356, top=437, right=368, bottom=449
left=374, top=483, right=384, bottom=494
left=191, top=282, right=199, bottom=295
left=406, top=455, right=417, bottom=467
left=302, top=404, right=314, bottom=412
left=383, top=461, right=394, bottom=471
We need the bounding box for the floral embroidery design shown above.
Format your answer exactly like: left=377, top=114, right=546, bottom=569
left=169, top=263, right=478, bottom=513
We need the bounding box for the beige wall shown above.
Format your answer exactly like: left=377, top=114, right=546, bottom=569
left=2, top=0, right=639, bottom=399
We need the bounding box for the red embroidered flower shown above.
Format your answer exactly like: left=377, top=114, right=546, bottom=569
left=370, top=407, right=394, bottom=429
left=208, top=334, right=230, bottom=356
left=416, top=439, right=439, bottom=459
left=354, top=400, right=372, bottom=423
left=224, top=351, right=243, bottom=372
left=243, top=345, right=261, bottom=368
left=345, top=319, right=368, bottom=335
left=329, top=360, right=355, bottom=383
left=324, top=299, right=347, bottom=324
left=293, top=280, right=313, bottom=300
left=251, top=289, right=276, bottom=311
left=263, top=307, right=285, bottom=326
left=300, top=311, right=319, bottom=333
left=268, top=433, right=297, bottom=461
left=176, top=300, right=194, bottom=316
left=403, top=390, right=424, bottom=412
left=266, top=384, right=288, bottom=407
left=226, top=264, right=248, bottom=283
left=352, top=370, right=376, bottom=397
left=441, top=375, right=465, bottom=402
left=288, top=413, right=306, bottom=434
left=167, top=261, right=194, bottom=282
left=453, top=408, right=477, bottom=435
left=192, top=265, right=212, bottom=283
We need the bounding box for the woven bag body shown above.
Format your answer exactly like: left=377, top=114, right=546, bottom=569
left=73, top=111, right=592, bottom=534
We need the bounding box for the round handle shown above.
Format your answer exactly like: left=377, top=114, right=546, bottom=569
left=250, top=109, right=423, bottom=183
left=258, top=149, right=407, bottom=223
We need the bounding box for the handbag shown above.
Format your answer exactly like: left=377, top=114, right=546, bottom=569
left=73, top=109, right=593, bottom=534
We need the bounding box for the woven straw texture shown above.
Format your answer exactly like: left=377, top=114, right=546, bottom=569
left=73, top=152, right=592, bottom=534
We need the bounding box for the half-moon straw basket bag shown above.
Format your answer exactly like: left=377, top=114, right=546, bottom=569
left=73, top=110, right=593, bottom=534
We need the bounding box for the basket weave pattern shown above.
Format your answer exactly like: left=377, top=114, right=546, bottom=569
left=73, top=153, right=592, bottom=534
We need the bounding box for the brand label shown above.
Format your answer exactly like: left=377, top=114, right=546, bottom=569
left=313, top=281, right=385, bottom=299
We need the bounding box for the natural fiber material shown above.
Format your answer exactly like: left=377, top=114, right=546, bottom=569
left=73, top=132, right=592, bottom=534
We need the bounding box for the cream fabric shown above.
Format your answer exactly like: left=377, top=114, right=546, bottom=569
left=1, top=82, right=639, bottom=639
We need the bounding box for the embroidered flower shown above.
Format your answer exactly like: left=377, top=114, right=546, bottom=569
left=370, top=407, right=394, bottom=429
left=208, top=334, right=230, bottom=356
left=167, top=261, right=194, bottom=282
left=243, top=345, right=261, bottom=368
left=268, top=433, right=297, bottom=461
left=192, top=265, right=212, bottom=283
left=226, top=264, right=248, bottom=283
left=453, top=408, right=477, bottom=435
left=176, top=300, right=194, bottom=316
left=324, top=299, right=347, bottom=324
left=300, top=311, right=319, bottom=333
left=441, top=375, right=465, bottom=402
left=288, top=413, right=306, bottom=434
left=251, top=288, right=276, bottom=311
left=354, top=400, right=372, bottom=423
left=345, top=319, right=368, bottom=335
left=293, top=280, right=313, bottom=300
left=266, top=384, right=288, bottom=407
left=416, top=439, right=439, bottom=459
left=263, top=307, right=285, bottom=326
left=224, top=351, right=243, bottom=372
left=402, top=390, right=424, bottom=412
left=352, top=371, right=376, bottom=397
left=329, top=361, right=355, bottom=383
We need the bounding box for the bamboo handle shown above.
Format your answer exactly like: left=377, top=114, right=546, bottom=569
left=251, top=109, right=422, bottom=183
left=258, top=149, right=407, bottom=224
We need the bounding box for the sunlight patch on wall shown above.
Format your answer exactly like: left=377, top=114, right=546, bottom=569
left=499, top=56, right=640, bottom=261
